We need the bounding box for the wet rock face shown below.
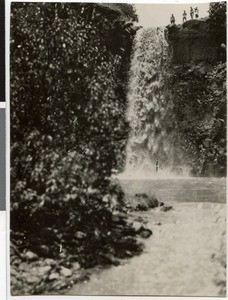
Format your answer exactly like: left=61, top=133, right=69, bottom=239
left=167, top=20, right=219, bottom=64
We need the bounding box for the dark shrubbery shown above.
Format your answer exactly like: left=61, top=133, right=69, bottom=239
left=10, top=3, right=142, bottom=294
left=167, top=3, right=227, bottom=176
left=11, top=3, right=138, bottom=177
left=208, top=2, right=226, bottom=45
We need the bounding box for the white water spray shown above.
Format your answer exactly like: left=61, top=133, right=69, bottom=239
left=119, top=27, right=189, bottom=179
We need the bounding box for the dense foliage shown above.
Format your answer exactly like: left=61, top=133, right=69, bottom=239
left=11, top=2, right=141, bottom=284
left=11, top=3, right=138, bottom=177
left=168, top=4, right=227, bottom=176
left=208, top=2, right=226, bottom=45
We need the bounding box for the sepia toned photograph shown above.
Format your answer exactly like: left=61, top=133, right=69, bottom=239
left=10, top=2, right=226, bottom=296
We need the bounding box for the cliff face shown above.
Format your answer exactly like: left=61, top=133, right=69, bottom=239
left=166, top=19, right=220, bottom=64
left=166, top=19, right=226, bottom=177
left=124, top=20, right=226, bottom=177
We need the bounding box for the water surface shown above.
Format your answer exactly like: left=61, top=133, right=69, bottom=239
left=120, top=177, right=226, bottom=203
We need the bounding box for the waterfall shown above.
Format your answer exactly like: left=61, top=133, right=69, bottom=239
left=120, top=27, right=189, bottom=179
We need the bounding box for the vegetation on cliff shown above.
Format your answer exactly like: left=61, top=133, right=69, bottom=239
left=208, top=1, right=226, bottom=45
left=168, top=3, right=226, bottom=176
left=170, top=63, right=226, bottom=176
left=10, top=2, right=227, bottom=295
left=10, top=3, right=143, bottom=295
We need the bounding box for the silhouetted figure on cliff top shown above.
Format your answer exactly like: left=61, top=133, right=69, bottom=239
left=195, top=7, right=199, bottom=19
left=182, top=10, right=187, bottom=23
left=190, top=7, right=194, bottom=19
left=170, top=14, right=175, bottom=24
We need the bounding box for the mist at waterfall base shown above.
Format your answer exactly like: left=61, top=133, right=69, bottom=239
left=117, top=27, right=189, bottom=180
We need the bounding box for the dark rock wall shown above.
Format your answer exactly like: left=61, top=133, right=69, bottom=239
left=166, top=19, right=226, bottom=177
left=167, top=19, right=219, bottom=64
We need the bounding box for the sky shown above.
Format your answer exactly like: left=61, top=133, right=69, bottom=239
left=135, top=3, right=210, bottom=27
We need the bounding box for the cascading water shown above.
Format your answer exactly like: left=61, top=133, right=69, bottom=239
left=120, top=27, right=189, bottom=179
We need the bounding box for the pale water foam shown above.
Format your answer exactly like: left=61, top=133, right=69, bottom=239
left=119, top=27, right=188, bottom=179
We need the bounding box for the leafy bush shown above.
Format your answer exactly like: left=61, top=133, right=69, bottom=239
left=10, top=2, right=140, bottom=271
left=208, top=2, right=226, bottom=45
left=11, top=3, right=138, bottom=176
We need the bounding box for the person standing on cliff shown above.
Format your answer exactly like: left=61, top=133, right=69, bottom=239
left=190, top=7, right=194, bottom=19
left=182, top=10, right=187, bottom=23
left=195, top=7, right=199, bottom=19
left=170, top=14, right=175, bottom=24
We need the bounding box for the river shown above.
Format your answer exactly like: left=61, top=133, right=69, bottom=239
left=67, top=177, right=226, bottom=297
left=68, top=17, right=226, bottom=298
left=120, top=177, right=226, bottom=203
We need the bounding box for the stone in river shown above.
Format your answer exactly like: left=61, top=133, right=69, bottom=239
left=161, top=205, right=173, bottom=212
left=132, top=221, right=143, bottom=232
left=139, top=229, right=152, bottom=238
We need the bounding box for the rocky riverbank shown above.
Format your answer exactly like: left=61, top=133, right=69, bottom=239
left=67, top=200, right=226, bottom=296
left=11, top=193, right=167, bottom=295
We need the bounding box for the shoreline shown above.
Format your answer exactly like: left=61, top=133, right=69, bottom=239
left=67, top=200, right=226, bottom=296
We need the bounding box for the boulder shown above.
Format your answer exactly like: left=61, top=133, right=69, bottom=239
left=48, top=272, right=60, bottom=281
left=147, top=196, right=159, bottom=208
left=72, top=262, right=81, bottom=271
left=112, top=213, right=127, bottom=225
left=153, top=221, right=162, bottom=226
left=132, top=221, right=143, bottom=233
left=27, top=276, right=39, bottom=284
left=44, top=258, right=56, bottom=266
left=161, top=205, right=173, bottom=212
left=59, top=252, right=66, bottom=258
left=136, top=203, right=148, bottom=211
left=60, top=266, right=72, bottom=277
left=37, top=265, right=51, bottom=276
left=139, top=229, right=152, bottom=239
left=51, top=280, right=69, bottom=290
left=24, top=251, right=38, bottom=261
left=19, top=262, right=29, bottom=272
left=134, top=216, right=144, bottom=222
left=11, top=258, right=21, bottom=266
left=11, top=268, right=19, bottom=277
